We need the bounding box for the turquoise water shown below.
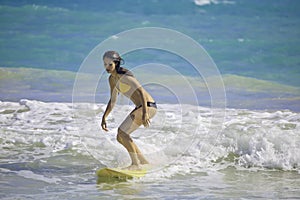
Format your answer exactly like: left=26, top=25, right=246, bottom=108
left=0, top=0, right=300, bottom=111
left=0, top=0, right=300, bottom=86
left=1, top=0, right=300, bottom=199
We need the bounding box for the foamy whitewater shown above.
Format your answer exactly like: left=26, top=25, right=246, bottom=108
left=1, top=99, right=299, bottom=199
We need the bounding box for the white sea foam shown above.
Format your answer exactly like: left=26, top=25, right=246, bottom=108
left=194, top=0, right=235, bottom=6
left=0, top=100, right=299, bottom=180
left=31, top=4, right=69, bottom=12
left=17, top=170, right=61, bottom=184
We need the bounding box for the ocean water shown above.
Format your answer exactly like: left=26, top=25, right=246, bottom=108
left=1, top=100, right=300, bottom=199
left=1, top=0, right=300, bottom=199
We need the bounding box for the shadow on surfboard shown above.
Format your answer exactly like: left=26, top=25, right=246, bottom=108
left=96, top=167, right=147, bottom=183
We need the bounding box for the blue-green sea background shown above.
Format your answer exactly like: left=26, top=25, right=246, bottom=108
left=1, top=1, right=300, bottom=199
left=0, top=0, right=300, bottom=111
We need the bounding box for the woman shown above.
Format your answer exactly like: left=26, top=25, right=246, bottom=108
left=101, top=51, right=157, bottom=170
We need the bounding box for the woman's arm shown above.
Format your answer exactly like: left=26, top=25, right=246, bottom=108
left=101, top=76, right=118, bottom=131
left=137, top=87, right=150, bottom=127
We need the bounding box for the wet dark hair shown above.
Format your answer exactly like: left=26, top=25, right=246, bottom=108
left=103, top=51, right=133, bottom=76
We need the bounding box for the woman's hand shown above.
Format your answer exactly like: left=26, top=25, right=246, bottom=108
left=101, top=118, right=109, bottom=131
left=142, top=111, right=150, bottom=128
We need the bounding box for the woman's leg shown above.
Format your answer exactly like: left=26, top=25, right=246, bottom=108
left=116, top=128, right=140, bottom=166
left=117, top=107, right=156, bottom=167
left=117, top=109, right=143, bottom=167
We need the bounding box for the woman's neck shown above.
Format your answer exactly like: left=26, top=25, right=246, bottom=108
left=110, top=70, right=118, bottom=77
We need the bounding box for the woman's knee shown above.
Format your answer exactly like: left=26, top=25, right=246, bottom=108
left=117, top=128, right=132, bottom=143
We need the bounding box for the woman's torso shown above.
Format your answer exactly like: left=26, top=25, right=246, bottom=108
left=112, top=74, right=155, bottom=107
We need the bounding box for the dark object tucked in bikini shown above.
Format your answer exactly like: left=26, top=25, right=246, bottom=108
left=138, top=102, right=157, bottom=109
left=130, top=102, right=156, bottom=121
left=131, top=102, right=157, bottom=113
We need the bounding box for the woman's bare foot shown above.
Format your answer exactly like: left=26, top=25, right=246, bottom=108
left=123, top=164, right=141, bottom=171
left=137, top=154, right=149, bottom=165
left=139, top=159, right=149, bottom=165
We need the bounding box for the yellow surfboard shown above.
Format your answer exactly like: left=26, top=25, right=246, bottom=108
left=96, top=167, right=147, bottom=182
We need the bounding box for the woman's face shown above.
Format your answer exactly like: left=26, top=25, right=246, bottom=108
left=103, top=57, right=116, bottom=74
